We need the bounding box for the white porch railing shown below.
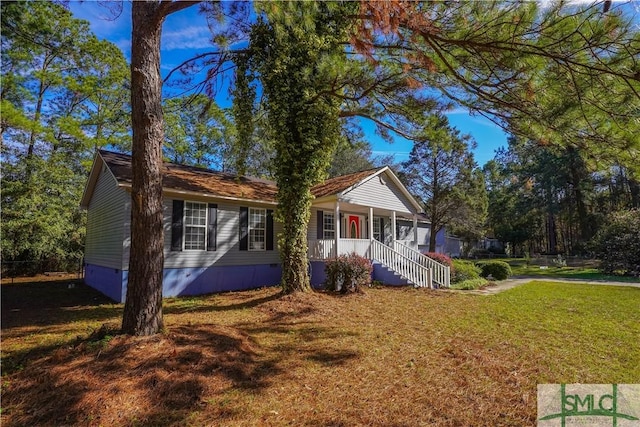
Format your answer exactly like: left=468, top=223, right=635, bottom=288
left=339, top=239, right=371, bottom=257
left=307, top=239, right=450, bottom=289
left=308, top=239, right=372, bottom=259
left=308, top=239, right=336, bottom=260
left=371, top=240, right=432, bottom=288
left=393, top=241, right=450, bottom=288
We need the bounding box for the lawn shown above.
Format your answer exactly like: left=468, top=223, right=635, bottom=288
left=510, top=265, right=640, bottom=282
left=478, top=257, right=640, bottom=283
left=2, top=278, right=639, bottom=426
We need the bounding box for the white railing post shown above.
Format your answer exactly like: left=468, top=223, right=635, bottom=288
left=413, top=214, right=419, bottom=251
left=369, top=207, right=374, bottom=244
left=391, top=211, right=397, bottom=243
left=334, top=202, right=340, bottom=258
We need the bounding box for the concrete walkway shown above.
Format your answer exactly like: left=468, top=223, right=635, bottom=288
left=466, top=275, right=640, bottom=295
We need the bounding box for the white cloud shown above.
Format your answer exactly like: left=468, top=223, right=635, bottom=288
left=537, top=0, right=628, bottom=9
left=162, top=25, right=213, bottom=51
left=445, top=107, right=471, bottom=116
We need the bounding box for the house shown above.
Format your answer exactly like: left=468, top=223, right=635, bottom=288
left=80, top=150, right=450, bottom=302
left=396, top=214, right=447, bottom=254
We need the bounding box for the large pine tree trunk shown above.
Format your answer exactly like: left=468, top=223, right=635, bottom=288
left=121, top=2, right=166, bottom=335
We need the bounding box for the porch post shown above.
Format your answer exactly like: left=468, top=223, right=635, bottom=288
left=391, top=211, right=397, bottom=244
left=334, top=201, right=340, bottom=258
left=413, top=213, right=418, bottom=251
left=369, top=207, right=374, bottom=242
left=369, top=207, right=374, bottom=259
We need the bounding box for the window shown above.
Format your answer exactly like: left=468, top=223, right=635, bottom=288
left=373, top=217, right=381, bottom=242
left=249, top=207, right=266, bottom=250
left=323, top=212, right=335, bottom=239
left=184, top=201, right=207, bottom=250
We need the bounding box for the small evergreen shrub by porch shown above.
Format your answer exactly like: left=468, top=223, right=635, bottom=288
left=325, top=253, right=373, bottom=293
left=475, top=260, right=512, bottom=280
left=451, top=259, right=481, bottom=283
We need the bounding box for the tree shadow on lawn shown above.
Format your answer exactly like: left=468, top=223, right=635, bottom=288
left=2, top=292, right=361, bottom=426
left=163, top=288, right=284, bottom=315
left=1, top=279, right=120, bottom=329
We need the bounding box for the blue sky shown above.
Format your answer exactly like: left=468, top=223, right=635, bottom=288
left=70, top=1, right=509, bottom=167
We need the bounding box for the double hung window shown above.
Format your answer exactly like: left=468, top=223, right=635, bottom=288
left=323, top=213, right=335, bottom=239
left=249, top=208, right=266, bottom=251
left=184, top=201, right=207, bottom=250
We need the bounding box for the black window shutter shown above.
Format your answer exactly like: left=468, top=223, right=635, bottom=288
left=239, top=206, right=248, bottom=251
left=379, top=217, right=385, bottom=242
left=317, top=210, right=324, bottom=239
left=171, top=200, right=184, bottom=251
left=207, top=203, right=217, bottom=251
left=339, top=213, right=344, bottom=238
left=266, top=209, right=274, bottom=250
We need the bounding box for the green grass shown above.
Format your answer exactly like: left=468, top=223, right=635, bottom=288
left=2, top=278, right=639, bottom=426
left=464, top=281, right=640, bottom=381
left=509, top=264, right=640, bottom=282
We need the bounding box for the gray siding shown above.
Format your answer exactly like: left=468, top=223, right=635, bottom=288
left=340, top=173, right=416, bottom=214
left=128, top=198, right=283, bottom=269
left=308, top=208, right=319, bottom=240
left=310, top=208, right=375, bottom=239
left=85, top=167, right=128, bottom=269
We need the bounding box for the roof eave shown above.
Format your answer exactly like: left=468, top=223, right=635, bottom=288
left=79, top=151, right=104, bottom=209
left=117, top=184, right=279, bottom=206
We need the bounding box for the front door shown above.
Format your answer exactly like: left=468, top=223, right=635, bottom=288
left=347, top=215, right=361, bottom=238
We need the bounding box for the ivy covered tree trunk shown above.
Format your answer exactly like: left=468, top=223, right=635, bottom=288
left=279, top=185, right=314, bottom=292
left=121, top=2, right=166, bottom=336
left=245, top=3, right=355, bottom=293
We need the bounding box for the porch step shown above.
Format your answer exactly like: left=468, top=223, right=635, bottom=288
left=372, top=262, right=410, bottom=286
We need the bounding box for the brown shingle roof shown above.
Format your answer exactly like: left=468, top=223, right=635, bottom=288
left=99, top=150, right=384, bottom=203
left=100, top=150, right=278, bottom=203
left=310, top=167, right=384, bottom=198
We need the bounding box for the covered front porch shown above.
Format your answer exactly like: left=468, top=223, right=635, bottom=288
left=307, top=201, right=450, bottom=289
left=308, top=199, right=420, bottom=260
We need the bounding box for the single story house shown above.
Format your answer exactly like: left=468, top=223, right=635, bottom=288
left=80, top=150, right=450, bottom=302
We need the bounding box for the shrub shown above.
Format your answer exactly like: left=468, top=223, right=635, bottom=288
left=422, top=252, right=453, bottom=268
left=451, top=278, right=488, bottom=290
left=451, top=259, right=481, bottom=283
left=325, top=253, right=373, bottom=293
left=551, top=255, right=566, bottom=268
left=591, top=209, right=640, bottom=276
left=475, top=261, right=512, bottom=280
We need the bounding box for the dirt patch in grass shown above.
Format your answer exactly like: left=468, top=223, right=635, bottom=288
left=2, top=280, right=639, bottom=426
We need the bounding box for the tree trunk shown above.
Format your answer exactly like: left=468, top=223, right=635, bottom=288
left=121, top=2, right=166, bottom=336
left=546, top=212, right=558, bottom=254
left=279, top=185, right=312, bottom=293
left=27, top=61, right=49, bottom=161
left=428, top=223, right=438, bottom=253
left=629, top=177, right=640, bottom=208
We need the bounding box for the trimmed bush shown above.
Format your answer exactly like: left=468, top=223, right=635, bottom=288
left=451, top=259, right=481, bottom=283
left=325, top=253, right=373, bottom=293
left=475, top=261, right=512, bottom=280
left=451, top=278, right=488, bottom=290
left=591, top=209, right=640, bottom=276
